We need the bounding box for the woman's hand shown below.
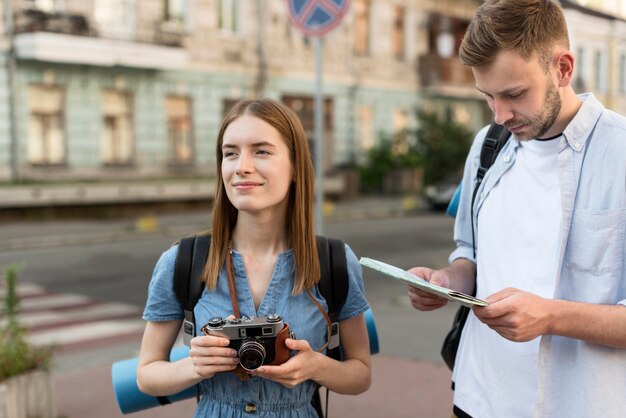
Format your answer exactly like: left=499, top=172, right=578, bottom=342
left=189, top=334, right=240, bottom=379
left=251, top=338, right=322, bottom=388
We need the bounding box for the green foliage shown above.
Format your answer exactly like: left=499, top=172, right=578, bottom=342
left=359, top=130, right=424, bottom=193
left=416, top=110, right=474, bottom=186
left=0, top=264, right=52, bottom=382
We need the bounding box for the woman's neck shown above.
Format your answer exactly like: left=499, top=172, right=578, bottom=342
left=231, top=213, right=289, bottom=256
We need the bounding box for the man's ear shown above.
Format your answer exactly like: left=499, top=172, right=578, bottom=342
left=555, top=51, right=575, bottom=87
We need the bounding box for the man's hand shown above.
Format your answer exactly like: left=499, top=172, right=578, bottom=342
left=473, top=288, right=550, bottom=342
left=406, top=267, right=450, bottom=311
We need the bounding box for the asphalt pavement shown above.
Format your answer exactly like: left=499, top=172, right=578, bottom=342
left=1, top=195, right=455, bottom=418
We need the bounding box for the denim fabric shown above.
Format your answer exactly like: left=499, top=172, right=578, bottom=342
left=450, top=93, right=626, bottom=418
left=143, top=243, right=369, bottom=418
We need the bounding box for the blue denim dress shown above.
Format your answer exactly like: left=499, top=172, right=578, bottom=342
left=143, top=243, right=370, bottom=417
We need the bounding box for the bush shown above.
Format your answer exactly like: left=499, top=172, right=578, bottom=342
left=416, top=110, right=474, bottom=186
left=0, top=264, right=52, bottom=381
left=359, top=129, right=424, bottom=194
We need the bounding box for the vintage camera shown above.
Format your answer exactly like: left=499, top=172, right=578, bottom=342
left=201, top=314, right=292, bottom=372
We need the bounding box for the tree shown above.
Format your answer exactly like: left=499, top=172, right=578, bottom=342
left=416, top=110, right=473, bottom=186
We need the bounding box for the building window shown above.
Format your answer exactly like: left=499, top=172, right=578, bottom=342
left=101, top=90, right=134, bottom=165
left=393, top=6, right=405, bottom=60
left=164, top=0, right=186, bottom=22
left=392, top=108, right=407, bottom=133
left=165, top=96, right=193, bottom=165
left=27, top=85, right=66, bottom=165
left=94, top=0, right=135, bottom=39
left=618, top=52, right=626, bottom=93
left=27, top=0, right=61, bottom=12
left=222, top=98, right=239, bottom=118
left=282, top=95, right=334, bottom=170
left=354, top=0, right=370, bottom=56
left=594, top=50, right=605, bottom=92
left=575, top=46, right=585, bottom=90
left=218, top=0, right=239, bottom=33
left=358, top=106, right=374, bottom=150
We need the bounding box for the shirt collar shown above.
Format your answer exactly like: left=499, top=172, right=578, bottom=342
left=562, top=93, right=604, bottom=152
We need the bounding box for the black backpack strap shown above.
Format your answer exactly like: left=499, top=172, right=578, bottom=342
left=477, top=123, right=511, bottom=182
left=314, top=236, right=349, bottom=418
left=173, top=235, right=210, bottom=347
left=471, top=123, right=511, bottom=258
left=315, top=236, right=348, bottom=358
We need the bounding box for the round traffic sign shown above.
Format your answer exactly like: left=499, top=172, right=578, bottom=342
left=287, top=0, right=350, bottom=37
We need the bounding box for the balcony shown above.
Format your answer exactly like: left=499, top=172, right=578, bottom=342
left=418, top=53, right=475, bottom=88
left=14, top=8, right=92, bottom=36
left=14, top=32, right=188, bottom=70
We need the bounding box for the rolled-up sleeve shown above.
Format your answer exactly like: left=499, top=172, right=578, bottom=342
left=142, top=245, right=184, bottom=322
left=338, top=244, right=370, bottom=322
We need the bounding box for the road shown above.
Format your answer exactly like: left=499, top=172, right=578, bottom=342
left=0, top=211, right=457, bottom=362
left=0, top=210, right=460, bottom=417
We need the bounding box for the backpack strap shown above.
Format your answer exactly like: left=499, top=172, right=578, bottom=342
left=173, top=235, right=210, bottom=347
left=314, top=236, right=349, bottom=418
left=471, top=123, right=511, bottom=258
left=315, top=236, right=348, bottom=358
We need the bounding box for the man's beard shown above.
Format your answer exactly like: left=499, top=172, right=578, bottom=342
left=506, top=81, right=562, bottom=140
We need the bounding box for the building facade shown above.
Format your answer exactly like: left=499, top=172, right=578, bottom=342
left=0, top=0, right=424, bottom=182
left=0, top=0, right=624, bottom=184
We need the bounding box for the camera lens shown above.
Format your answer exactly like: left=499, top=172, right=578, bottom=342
left=238, top=340, right=266, bottom=371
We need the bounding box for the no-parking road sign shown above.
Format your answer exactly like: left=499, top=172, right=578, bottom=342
left=287, top=0, right=350, bottom=37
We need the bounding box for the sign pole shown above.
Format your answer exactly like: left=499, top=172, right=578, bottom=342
left=286, top=0, right=351, bottom=235
left=314, top=36, right=324, bottom=235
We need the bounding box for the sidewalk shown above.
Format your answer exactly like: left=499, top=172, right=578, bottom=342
left=54, top=353, right=453, bottom=418
left=1, top=193, right=455, bottom=418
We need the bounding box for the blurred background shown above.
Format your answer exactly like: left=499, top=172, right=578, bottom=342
left=0, top=1, right=625, bottom=417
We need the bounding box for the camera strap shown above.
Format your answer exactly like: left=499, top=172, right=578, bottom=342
left=224, top=241, right=333, bottom=354
left=225, top=242, right=241, bottom=318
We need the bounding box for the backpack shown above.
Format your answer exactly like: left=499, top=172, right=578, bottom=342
left=441, top=123, right=511, bottom=373
left=173, top=234, right=350, bottom=417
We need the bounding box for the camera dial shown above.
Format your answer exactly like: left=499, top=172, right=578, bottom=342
left=267, top=314, right=281, bottom=323
left=207, top=317, right=225, bottom=328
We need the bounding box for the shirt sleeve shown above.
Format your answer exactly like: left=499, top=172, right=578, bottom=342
left=142, top=245, right=185, bottom=322
left=449, top=124, right=490, bottom=265
left=338, top=243, right=370, bottom=322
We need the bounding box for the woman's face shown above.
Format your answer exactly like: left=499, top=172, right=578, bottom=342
left=221, top=114, right=294, bottom=215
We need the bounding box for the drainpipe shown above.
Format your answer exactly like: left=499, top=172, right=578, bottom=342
left=4, top=0, right=19, bottom=181
left=254, top=0, right=267, bottom=98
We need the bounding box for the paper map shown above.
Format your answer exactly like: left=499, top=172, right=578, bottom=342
left=359, top=257, right=488, bottom=308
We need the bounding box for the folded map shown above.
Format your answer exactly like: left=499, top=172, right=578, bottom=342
left=359, top=257, right=488, bottom=308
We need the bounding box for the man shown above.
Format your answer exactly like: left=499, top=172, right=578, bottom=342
left=408, top=1, right=626, bottom=417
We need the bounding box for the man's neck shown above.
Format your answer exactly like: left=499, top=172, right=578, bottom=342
left=548, top=87, right=583, bottom=137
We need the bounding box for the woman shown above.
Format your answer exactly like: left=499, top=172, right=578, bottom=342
left=137, top=98, right=371, bottom=417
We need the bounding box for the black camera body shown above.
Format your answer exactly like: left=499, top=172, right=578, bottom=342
left=201, top=314, right=290, bottom=372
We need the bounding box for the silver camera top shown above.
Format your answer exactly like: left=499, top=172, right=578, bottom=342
left=202, top=315, right=284, bottom=340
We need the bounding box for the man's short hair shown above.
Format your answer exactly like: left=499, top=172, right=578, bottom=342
left=459, top=0, right=569, bottom=68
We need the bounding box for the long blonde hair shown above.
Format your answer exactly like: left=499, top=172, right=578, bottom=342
left=200, top=98, right=320, bottom=294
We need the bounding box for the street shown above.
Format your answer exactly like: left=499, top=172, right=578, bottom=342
left=0, top=209, right=459, bottom=417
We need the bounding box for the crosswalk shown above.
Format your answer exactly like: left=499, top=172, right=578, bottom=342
left=0, top=282, right=146, bottom=352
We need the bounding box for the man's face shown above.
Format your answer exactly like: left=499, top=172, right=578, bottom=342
left=472, top=50, right=562, bottom=140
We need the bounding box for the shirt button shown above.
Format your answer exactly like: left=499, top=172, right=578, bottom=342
left=574, top=142, right=582, bottom=150
left=503, top=156, right=510, bottom=162
left=245, top=402, right=257, bottom=413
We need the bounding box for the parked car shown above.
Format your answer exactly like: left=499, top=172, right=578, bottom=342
left=424, top=182, right=459, bottom=211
